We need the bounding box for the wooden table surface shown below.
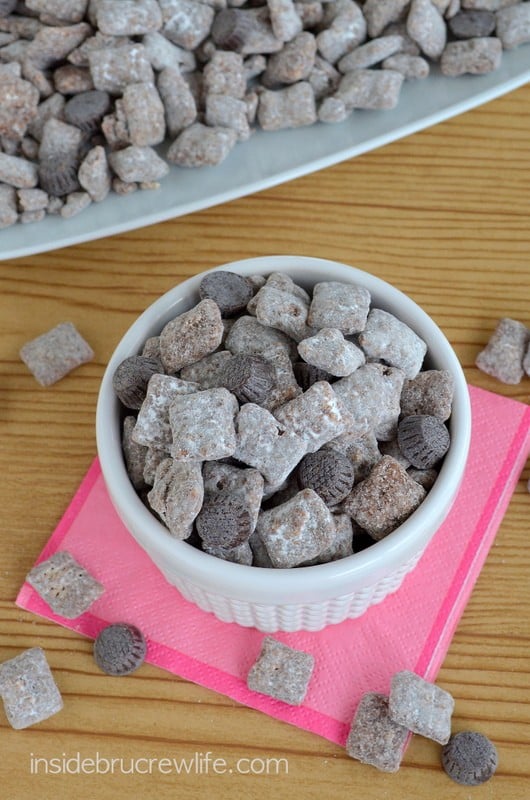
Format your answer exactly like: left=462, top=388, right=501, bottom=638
left=1, top=83, right=529, bottom=800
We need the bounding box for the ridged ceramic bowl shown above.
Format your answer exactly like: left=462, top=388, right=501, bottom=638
left=96, top=256, right=471, bottom=632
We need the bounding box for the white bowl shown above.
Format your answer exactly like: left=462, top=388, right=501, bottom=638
left=96, top=256, right=471, bottom=632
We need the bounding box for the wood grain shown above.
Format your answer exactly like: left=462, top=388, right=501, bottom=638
left=0, top=83, right=529, bottom=800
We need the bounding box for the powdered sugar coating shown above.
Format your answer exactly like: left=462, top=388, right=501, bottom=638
left=389, top=670, right=454, bottom=744
left=247, top=637, right=314, bottom=705
left=0, top=648, right=63, bottom=730
left=159, top=298, right=224, bottom=373
left=274, top=381, right=355, bottom=453
left=358, top=308, right=427, bottom=379
left=346, top=692, right=408, bottom=773
left=147, top=458, right=203, bottom=538
left=234, top=403, right=307, bottom=486
left=20, top=321, right=94, bottom=386
left=256, top=488, right=335, bottom=568
left=297, top=327, right=365, bottom=377
left=132, top=373, right=199, bottom=451
left=342, top=455, right=426, bottom=539
left=169, top=387, right=238, bottom=461
left=26, top=551, right=104, bottom=618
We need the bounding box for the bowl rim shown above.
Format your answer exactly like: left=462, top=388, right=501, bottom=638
left=96, top=256, right=472, bottom=599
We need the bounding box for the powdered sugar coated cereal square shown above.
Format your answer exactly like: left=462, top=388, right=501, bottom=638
left=247, top=637, right=314, bottom=706
left=20, top=322, right=93, bottom=386
left=0, top=647, right=63, bottom=730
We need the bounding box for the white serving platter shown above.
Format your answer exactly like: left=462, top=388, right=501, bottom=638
left=1, top=52, right=529, bottom=262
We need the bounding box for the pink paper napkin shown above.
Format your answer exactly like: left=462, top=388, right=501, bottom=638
left=16, top=386, right=530, bottom=747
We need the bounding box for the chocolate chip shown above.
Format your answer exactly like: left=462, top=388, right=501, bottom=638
left=448, top=11, right=496, bottom=40
left=293, top=361, right=334, bottom=391
left=196, top=494, right=252, bottom=549
left=442, top=732, right=498, bottom=785
left=297, top=450, right=355, bottom=506
left=64, top=90, right=112, bottom=133
left=211, top=9, right=254, bottom=52
left=221, top=353, right=275, bottom=405
left=199, top=270, right=253, bottom=317
left=38, top=155, right=80, bottom=197
left=112, top=355, right=162, bottom=410
left=93, top=623, right=146, bottom=676
left=397, top=414, right=450, bottom=469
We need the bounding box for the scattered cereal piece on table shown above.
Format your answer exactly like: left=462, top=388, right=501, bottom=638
left=389, top=670, right=454, bottom=744
left=247, top=637, right=314, bottom=705
left=346, top=692, right=409, bottom=773
left=442, top=731, right=498, bottom=785
left=523, top=341, right=530, bottom=377
left=475, top=317, right=529, bottom=384
left=20, top=322, right=94, bottom=386
left=0, top=647, right=63, bottom=729
left=93, top=623, right=146, bottom=676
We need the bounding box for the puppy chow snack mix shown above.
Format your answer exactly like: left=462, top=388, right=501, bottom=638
left=26, top=551, right=105, bottom=618
left=475, top=317, right=530, bottom=384
left=93, top=623, right=147, bottom=676
left=20, top=322, right=94, bottom=386
left=442, top=731, right=498, bottom=785
left=346, top=692, right=409, bottom=773
left=389, top=670, right=454, bottom=744
left=0, top=648, right=63, bottom=729
left=115, top=269, right=455, bottom=567
left=2, top=1, right=529, bottom=229
left=247, top=637, right=314, bottom=705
